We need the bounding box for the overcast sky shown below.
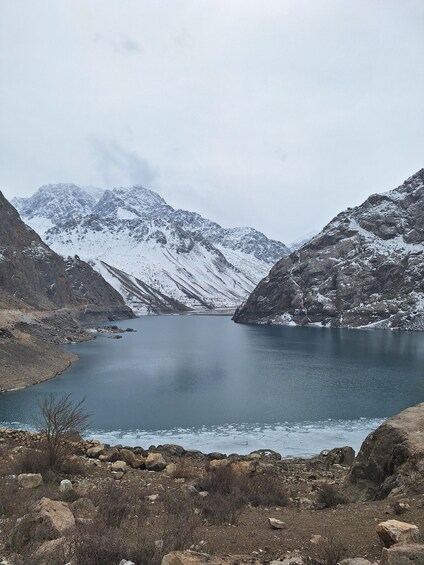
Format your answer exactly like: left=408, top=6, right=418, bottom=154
left=0, top=1, right=423, bottom=243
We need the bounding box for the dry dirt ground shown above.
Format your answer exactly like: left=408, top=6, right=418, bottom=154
left=0, top=430, right=423, bottom=564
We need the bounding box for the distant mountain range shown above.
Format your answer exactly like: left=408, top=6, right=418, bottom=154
left=234, top=169, right=424, bottom=331
left=14, top=184, right=290, bottom=314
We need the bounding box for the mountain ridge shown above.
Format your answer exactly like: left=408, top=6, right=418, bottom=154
left=233, top=169, right=424, bottom=330
left=14, top=184, right=290, bottom=314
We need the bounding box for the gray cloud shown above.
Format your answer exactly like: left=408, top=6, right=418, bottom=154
left=88, top=137, right=157, bottom=188
left=1, top=0, right=423, bottom=243
left=94, top=33, right=143, bottom=55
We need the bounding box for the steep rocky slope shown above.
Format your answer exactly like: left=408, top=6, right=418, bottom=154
left=234, top=169, right=424, bottom=330
left=14, top=184, right=289, bottom=313
left=0, top=191, right=133, bottom=389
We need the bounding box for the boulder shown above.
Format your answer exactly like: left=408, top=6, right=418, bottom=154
left=17, top=473, right=43, bottom=489
left=12, top=497, right=75, bottom=550
left=111, top=460, right=127, bottom=472
left=381, top=544, right=424, bottom=565
left=157, top=444, right=186, bottom=457
left=146, top=452, right=167, bottom=471
left=117, top=448, right=137, bottom=465
left=348, top=403, right=424, bottom=499
left=86, top=444, right=104, bottom=458
left=324, top=446, right=355, bottom=468
left=33, top=536, right=70, bottom=564
left=70, top=497, right=97, bottom=523
left=376, top=520, right=420, bottom=548
left=248, top=449, right=282, bottom=461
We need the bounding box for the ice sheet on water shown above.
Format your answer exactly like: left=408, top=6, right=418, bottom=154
left=0, top=417, right=384, bottom=457
left=87, top=418, right=384, bottom=457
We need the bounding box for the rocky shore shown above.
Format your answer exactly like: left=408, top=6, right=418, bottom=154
left=0, top=403, right=423, bottom=564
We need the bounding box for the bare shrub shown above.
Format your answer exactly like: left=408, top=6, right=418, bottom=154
left=199, top=466, right=245, bottom=525
left=314, top=534, right=346, bottom=565
left=13, top=447, right=50, bottom=478
left=35, top=393, right=89, bottom=473
left=316, top=482, right=348, bottom=508
left=93, top=481, right=129, bottom=528
left=170, top=458, right=196, bottom=479
left=72, top=522, right=159, bottom=565
left=199, top=464, right=240, bottom=496
left=244, top=473, right=290, bottom=508
left=200, top=491, right=244, bottom=525
left=162, top=490, right=200, bottom=552
left=0, top=477, right=30, bottom=517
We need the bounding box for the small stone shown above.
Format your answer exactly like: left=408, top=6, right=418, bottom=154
left=376, top=520, right=420, bottom=548
left=113, top=471, right=124, bottom=480
left=59, top=479, right=73, bottom=492
left=268, top=517, right=285, bottom=530
left=17, top=473, right=43, bottom=489
left=393, top=502, right=411, bottom=515
left=148, top=494, right=159, bottom=502
left=310, top=534, right=324, bottom=545
left=119, top=561, right=136, bottom=565
left=199, top=491, right=209, bottom=498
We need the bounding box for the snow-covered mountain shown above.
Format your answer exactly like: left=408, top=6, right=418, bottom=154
left=14, top=184, right=289, bottom=314
left=234, top=169, right=424, bottom=330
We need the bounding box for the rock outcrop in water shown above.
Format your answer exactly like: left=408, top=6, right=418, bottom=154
left=233, top=169, right=424, bottom=330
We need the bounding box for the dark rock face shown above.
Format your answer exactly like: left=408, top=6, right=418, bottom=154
left=347, top=402, right=424, bottom=499
left=233, top=169, right=424, bottom=330
left=0, top=192, right=133, bottom=319
left=0, top=192, right=74, bottom=309
left=64, top=256, right=134, bottom=321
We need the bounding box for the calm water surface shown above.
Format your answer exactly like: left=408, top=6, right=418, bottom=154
left=1, top=316, right=423, bottom=456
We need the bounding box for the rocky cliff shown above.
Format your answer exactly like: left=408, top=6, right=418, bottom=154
left=233, top=169, right=424, bottom=330
left=0, top=191, right=133, bottom=318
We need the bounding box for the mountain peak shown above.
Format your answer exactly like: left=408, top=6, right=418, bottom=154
left=234, top=167, right=424, bottom=331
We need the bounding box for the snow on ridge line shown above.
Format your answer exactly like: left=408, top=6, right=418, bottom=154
left=15, top=183, right=290, bottom=314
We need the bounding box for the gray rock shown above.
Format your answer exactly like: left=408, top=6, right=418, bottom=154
left=268, top=517, right=285, bottom=529
left=376, top=520, right=420, bottom=548
left=381, top=544, right=424, bottom=565
left=59, top=479, right=73, bottom=492
left=348, top=403, right=424, bottom=498
left=17, top=473, right=42, bottom=489
left=146, top=452, right=167, bottom=471
left=12, top=497, right=75, bottom=550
